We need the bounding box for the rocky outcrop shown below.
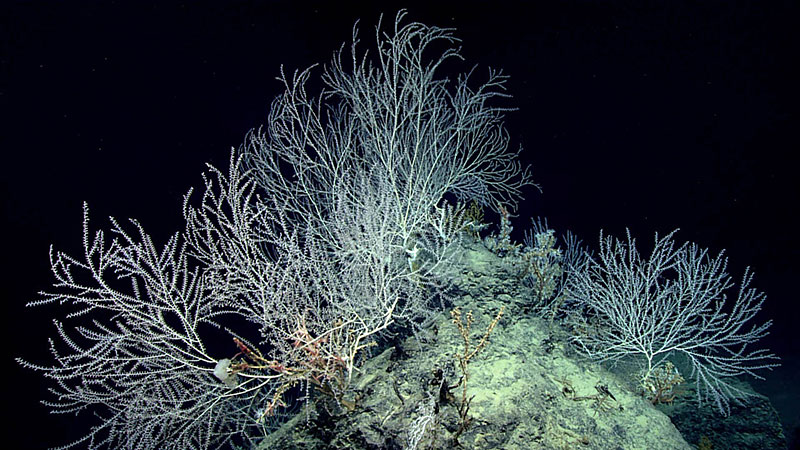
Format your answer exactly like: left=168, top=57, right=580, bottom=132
left=257, top=241, right=695, bottom=449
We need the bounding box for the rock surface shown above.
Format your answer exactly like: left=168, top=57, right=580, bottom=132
left=659, top=377, right=787, bottom=450
left=257, top=240, right=695, bottom=449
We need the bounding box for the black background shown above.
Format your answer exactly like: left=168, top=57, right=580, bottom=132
left=2, top=1, right=798, bottom=448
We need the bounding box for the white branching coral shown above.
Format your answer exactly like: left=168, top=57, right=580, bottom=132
left=568, top=229, right=778, bottom=415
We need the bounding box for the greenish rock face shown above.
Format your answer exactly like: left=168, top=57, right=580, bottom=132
left=257, top=240, right=696, bottom=450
